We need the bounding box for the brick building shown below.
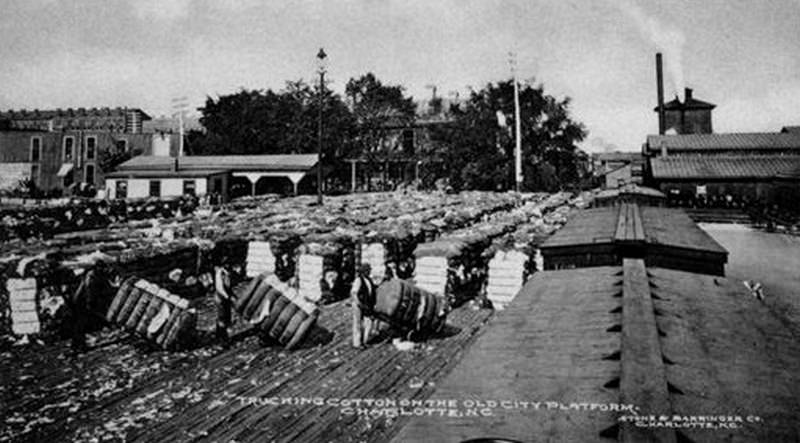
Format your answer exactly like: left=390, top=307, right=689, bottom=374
left=655, top=88, right=715, bottom=135
left=643, top=87, right=800, bottom=209
left=0, top=108, right=178, bottom=195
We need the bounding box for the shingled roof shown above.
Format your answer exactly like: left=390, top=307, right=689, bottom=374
left=117, top=154, right=319, bottom=173
left=655, top=95, right=716, bottom=111
left=646, top=132, right=800, bottom=153
left=650, top=155, right=800, bottom=180
left=0, top=107, right=151, bottom=121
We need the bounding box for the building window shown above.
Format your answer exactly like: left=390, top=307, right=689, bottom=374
left=85, top=164, right=95, bottom=184
left=116, top=180, right=128, bottom=199
left=63, top=136, right=74, bottom=162
left=31, top=164, right=40, bottom=185
left=30, top=137, right=41, bottom=162
left=116, top=139, right=128, bottom=152
left=149, top=180, right=161, bottom=197
left=183, top=180, right=196, bottom=196
left=402, top=129, right=415, bottom=154
left=86, top=136, right=96, bottom=160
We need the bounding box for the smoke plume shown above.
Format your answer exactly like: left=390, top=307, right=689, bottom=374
left=611, top=0, right=686, bottom=100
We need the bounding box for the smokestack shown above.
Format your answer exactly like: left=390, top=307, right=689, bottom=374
left=684, top=87, right=692, bottom=102
left=656, top=53, right=666, bottom=135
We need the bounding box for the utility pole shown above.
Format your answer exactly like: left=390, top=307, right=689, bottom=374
left=171, top=96, right=189, bottom=157
left=510, top=52, right=522, bottom=192
left=316, top=48, right=327, bottom=205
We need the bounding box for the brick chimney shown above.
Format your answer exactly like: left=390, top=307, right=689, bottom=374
left=660, top=141, right=668, bottom=157
left=684, top=88, right=693, bottom=102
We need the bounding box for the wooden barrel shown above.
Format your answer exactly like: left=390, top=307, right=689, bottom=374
left=106, top=277, right=136, bottom=322
left=373, top=279, right=447, bottom=334
left=373, top=279, right=422, bottom=327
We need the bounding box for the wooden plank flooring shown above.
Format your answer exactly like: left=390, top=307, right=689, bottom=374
left=0, top=293, right=493, bottom=443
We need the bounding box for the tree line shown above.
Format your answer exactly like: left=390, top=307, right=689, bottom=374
left=186, top=73, right=587, bottom=192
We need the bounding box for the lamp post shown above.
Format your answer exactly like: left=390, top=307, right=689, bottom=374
left=316, top=48, right=327, bottom=205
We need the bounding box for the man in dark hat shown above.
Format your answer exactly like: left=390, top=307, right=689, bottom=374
left=66, top=260, right=114, bottom=353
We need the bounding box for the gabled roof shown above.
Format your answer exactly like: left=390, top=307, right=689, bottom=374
left=592, top=151, right=643, bottom=163
left=595, top=184, right=666, bottom=200
left=104, top=169, right=228, bottom=179
left=781, top=126, right=800, bottom=134
left=656, top=95, right=716, bottom=111
left=0, top=107, right=151, bottom=121
left=646, top=132, right=800, bottom=152
left=650, top=155, right=800, bottom=180
left=117, top=154, right=318, bottom=173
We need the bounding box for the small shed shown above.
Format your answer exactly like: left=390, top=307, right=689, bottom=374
left=540, top=203, right=727, bottom=276
left=105, top=154, right=319, bottom=199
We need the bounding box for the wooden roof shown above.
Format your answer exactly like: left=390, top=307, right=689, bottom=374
left=540, top=206, right=619, bottom=248
left=595, top=185, right=666, bottom=201
left=650, top=155, right=800, bottom=180
left=394, top=260, right=800, bottom=442
left=117, top=154, right=319, bottom=173
left=639, top=206, right=727, bottom=254
left=649, top=266, right=800, bottom=442
left=542, top=204, right=726, bottom=255
left=646, top=133, right=800, bottom=154
left=393, top=266, right=624, bottom=442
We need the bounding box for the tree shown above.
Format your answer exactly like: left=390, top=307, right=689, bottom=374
left=187, top=82, right=354, bottom=158
left=345, top=73, right=416, bottom=161
left=430, top=79, right=586, bottom=192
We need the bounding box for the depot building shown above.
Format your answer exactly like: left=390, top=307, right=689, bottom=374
left=104, top=154, right=319, bottom=201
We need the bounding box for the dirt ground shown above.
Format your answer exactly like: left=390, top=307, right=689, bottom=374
left=701, top=223, right=800, bottom=336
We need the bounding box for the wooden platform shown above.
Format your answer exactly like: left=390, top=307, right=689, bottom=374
left=0, top=296, right=493, bottom=442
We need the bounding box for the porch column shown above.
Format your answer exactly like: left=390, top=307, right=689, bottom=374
left=351, top=160, right=357, bottom=193
left=238, top=173, right=262, bottom=197
left=286, top=173, right=305, bottom=196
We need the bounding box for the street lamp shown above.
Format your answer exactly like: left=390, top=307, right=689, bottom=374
left=316, top=48, right=327, bottom=205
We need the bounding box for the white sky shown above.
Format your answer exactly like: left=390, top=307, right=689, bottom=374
left=0, top=0, right=798, bottom=152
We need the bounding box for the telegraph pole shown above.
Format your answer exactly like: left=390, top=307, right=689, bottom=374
left=171, top=96, right=189, bottom=157
left=316, top=48, right=327, bottom=205
left=510, top=52, right=522, bottom=192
